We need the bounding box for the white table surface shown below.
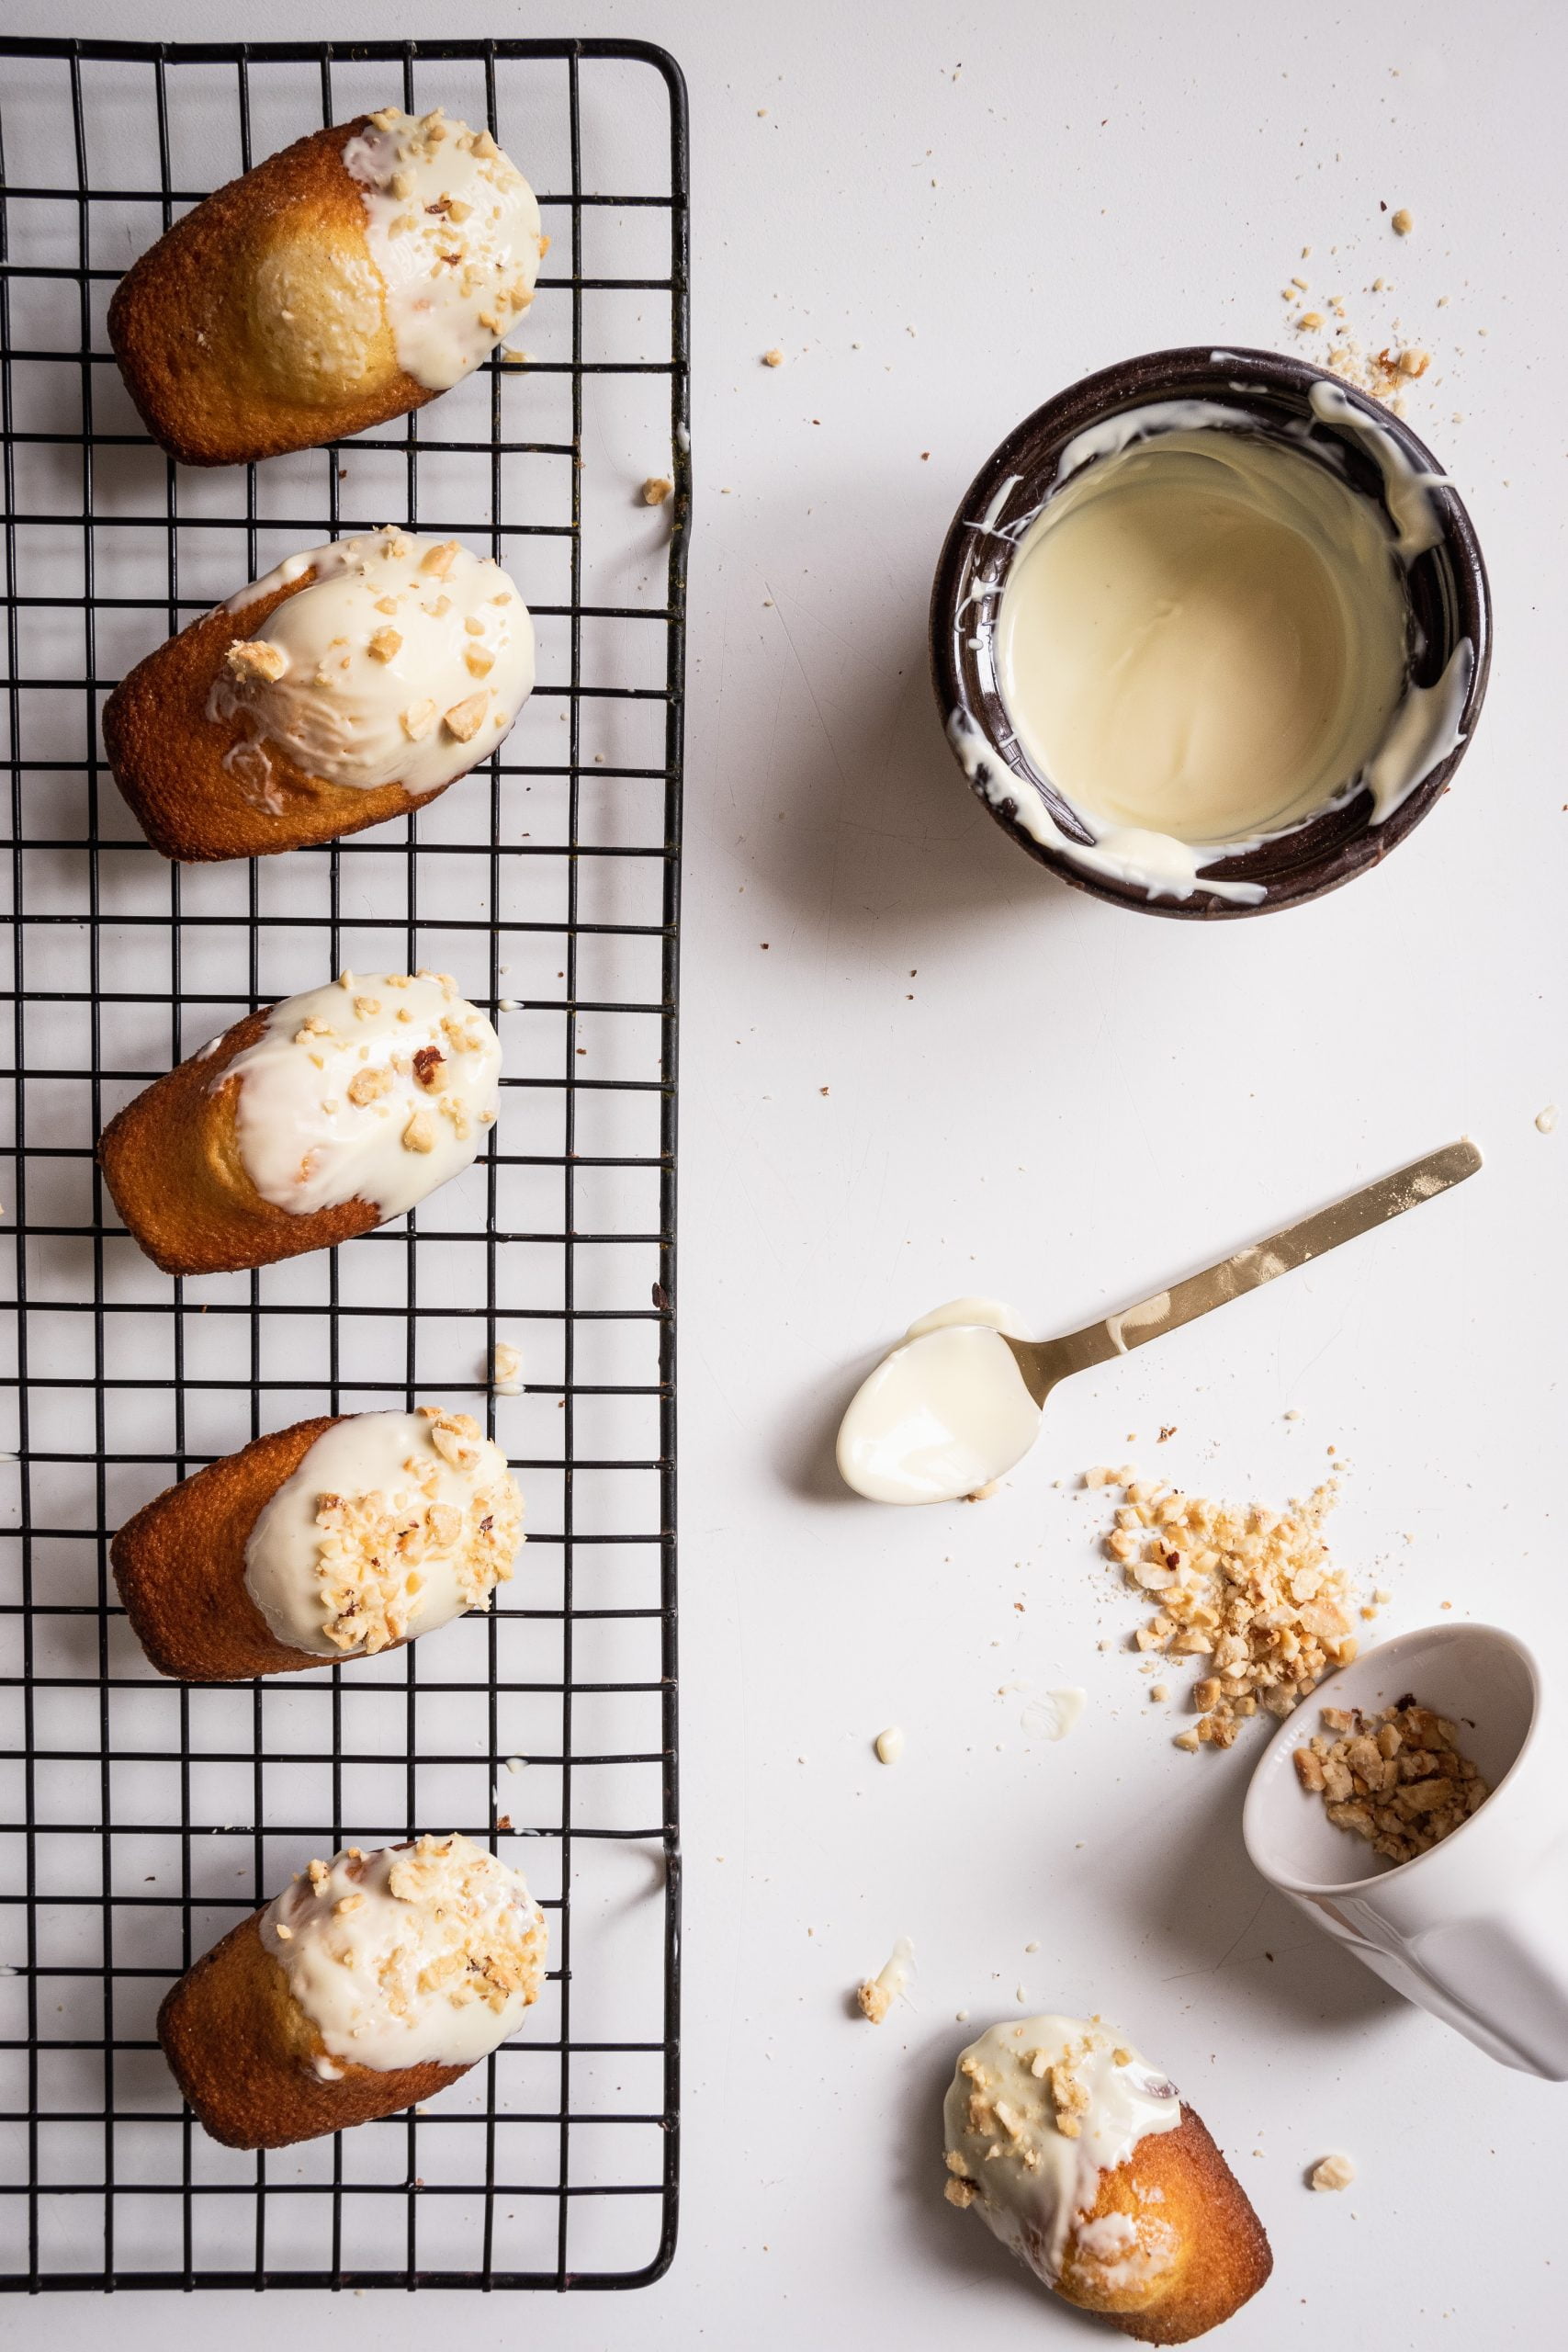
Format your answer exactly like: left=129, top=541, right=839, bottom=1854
left=6, top=0, right=1567, bottom=2340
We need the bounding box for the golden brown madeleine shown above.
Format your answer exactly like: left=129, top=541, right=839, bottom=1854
left=943, top=2016, right=1271, bottom=2345
left=160, top=1912, right=468, bottom=2151
left=113, top=1408, right=523, bottom=1682
left=103, top=528, right=534, bottom=863
left=97, top=1005, right=378, bottom=1276
left=160, top=1835, right=547, bottom=2150
left=97, top=971, right=502, bottom=1278
left=108, top=108, right=543, bottom=467
left=103, top=567, right=442, bottom=863
left=112, top=1416, right=342, bottom=1680
left=1058, top=2108, right=1273, bottom=2345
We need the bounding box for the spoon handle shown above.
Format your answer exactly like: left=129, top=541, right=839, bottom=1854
left=1018, top=1139, right=1482, bottom=1397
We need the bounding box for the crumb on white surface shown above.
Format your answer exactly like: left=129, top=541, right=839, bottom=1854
left=1311, top=2153, right=1357, bottom=2191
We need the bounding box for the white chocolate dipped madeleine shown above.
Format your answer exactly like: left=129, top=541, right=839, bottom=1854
left=943, top=2014, right=1271, bottom=2343
left=105, top=526, right=534, bottom=862
left=97, top=968, right=502, bottom=1275
left=109, top=105, right=544, bottom=466
left=112, top=1407, right=523, bottom=1682
left=159, top=1834, right=547, bottom=2149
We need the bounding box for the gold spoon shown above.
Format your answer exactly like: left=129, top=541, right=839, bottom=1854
left=837, top=1140, right=1482, bottom=1503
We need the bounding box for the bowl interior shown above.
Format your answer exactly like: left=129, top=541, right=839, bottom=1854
left=931, top=345, right=1492, bottom=919
left=1242, top=1623, right=1538, bottom=1893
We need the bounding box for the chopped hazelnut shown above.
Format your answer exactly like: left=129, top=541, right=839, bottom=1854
left=368, top=627, right=402, bottom=662
left=402, top=1110, right=436, bottom=1153
left=224, top=637, right=288, bottom=684
left=444, top=692, right=490, bottom=742
left=401, top=698, right=437, bottom=741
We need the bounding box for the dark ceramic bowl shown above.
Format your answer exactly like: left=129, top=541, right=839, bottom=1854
left=930, top=345, right=1491, bottom=919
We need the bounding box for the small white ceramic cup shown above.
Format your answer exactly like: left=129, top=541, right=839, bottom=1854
left=1242, top=1623, right=1568, bottom=2078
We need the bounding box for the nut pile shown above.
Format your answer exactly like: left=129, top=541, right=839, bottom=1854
left=1090, top=1468, right=1358, bottom=1750
left=1293, top=1699, right=1489, bottom=1863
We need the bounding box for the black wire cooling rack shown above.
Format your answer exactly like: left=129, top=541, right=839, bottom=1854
left=0, top=35, right=686, bottom=2293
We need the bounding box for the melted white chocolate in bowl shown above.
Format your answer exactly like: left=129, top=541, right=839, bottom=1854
left=836, top=1298, right=1041, bottom=1505
left=952, top=390, right=1476, bottom=905
left=997, top=429, right=1409, bottom=847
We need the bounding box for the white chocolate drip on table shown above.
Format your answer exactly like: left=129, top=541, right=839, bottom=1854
left=344, top=107, right=543, bottom=392
left=209, top=526, right=533, bottom=799
left=942, top=2013, right=1180, bottom=2288
left=221, top=969, right=501, bottom=1223
left=244, top=1408, right=523, bottom=1658
left=262, top=1834, right=547, bottom=2074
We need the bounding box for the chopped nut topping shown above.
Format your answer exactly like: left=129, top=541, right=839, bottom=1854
left=310, top=1413, right=523, bottom=1654
left=402, top=1110, right=436, bottom=1153
left=465, top=646, right=495, bottom=678
left=368, top=627, right=402, bottom=662
left=444, top=692, right=490, bottom=742
left=347, top=1066, right=392, bottom=1107
left=401, top=698, right=438, bottom=741
left=224, top=637, right=288, bottom=684
left=421, top=541, right=459, bottom=579
left=412, top=1046, right=447, bottom=1092
left=1293, top=1699, right=1489, bottom=1863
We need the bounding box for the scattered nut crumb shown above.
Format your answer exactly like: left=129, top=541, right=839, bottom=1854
left=1311, top=2153, right=1356, bottom=2191
left=1536, top=1105, right=1558, bottom=1135
left=761, top=347, right=784, bottom=368
left=857, top=1934, right=913, bottom=2022
left=641, top=476, right=673, bottom=505
left=1391, top=207, right=1414, bottom=235
left=1093, top=1466, right=1356, bottom=1749
left=874, top=1726, right=904, bottom=1766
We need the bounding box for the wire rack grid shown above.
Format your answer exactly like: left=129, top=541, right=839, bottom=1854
left=0, top=35, right=687, bottom=2293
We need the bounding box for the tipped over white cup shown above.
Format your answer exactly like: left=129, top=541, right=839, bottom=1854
left=1243, top=1623, right=1568, bottom=2078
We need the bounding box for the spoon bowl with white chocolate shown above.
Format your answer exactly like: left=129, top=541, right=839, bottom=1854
left=933, top=345, right=1491, bottom=917
left=838, top=1140, right=1481, bottom=1505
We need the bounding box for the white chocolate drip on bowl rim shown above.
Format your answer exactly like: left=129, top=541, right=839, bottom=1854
left=343, top=107, right=543, bottom=391
left=209, top=526, right=533, bottom=801
left=837, top=1297, right=1041, bottom=1505
left=220, top=969, right=501, bottom=1223
left=942, top=2013, right=1180, bottom=2288
left=262, top=1833, right=547, bottom=2074
left=243, top=1408, right=523, bottom=1658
